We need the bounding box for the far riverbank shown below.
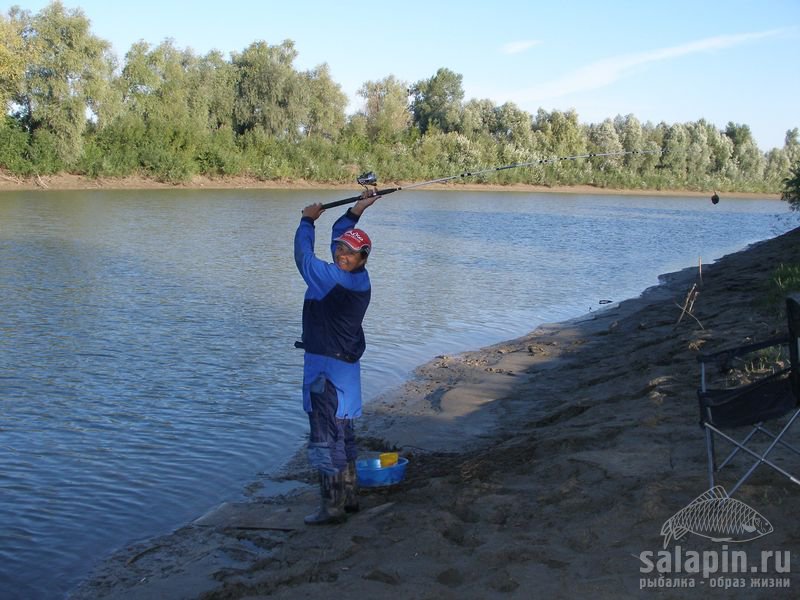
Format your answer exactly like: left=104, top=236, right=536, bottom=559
left=0, top=171, right=780, bottom=199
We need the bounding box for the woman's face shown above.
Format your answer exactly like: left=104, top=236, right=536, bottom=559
left=334, top=242, right=367, bottom=272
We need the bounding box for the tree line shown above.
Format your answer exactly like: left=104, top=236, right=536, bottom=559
left=2, top=1, right=799, bottom=197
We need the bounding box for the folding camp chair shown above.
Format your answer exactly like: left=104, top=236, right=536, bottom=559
left=696, top=292, right=800, bottom=496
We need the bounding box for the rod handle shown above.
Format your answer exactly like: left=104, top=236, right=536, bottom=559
left=320, top=187, right=398, bottom=210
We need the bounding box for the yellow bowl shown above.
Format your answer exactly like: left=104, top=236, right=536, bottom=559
left=379, top=452, right=399, bottom=467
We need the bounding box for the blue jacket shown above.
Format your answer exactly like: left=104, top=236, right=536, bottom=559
left=294, top=209, right=371, bottom=418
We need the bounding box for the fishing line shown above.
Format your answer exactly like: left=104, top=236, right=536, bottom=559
left=320, top=149, right=663, bottom=210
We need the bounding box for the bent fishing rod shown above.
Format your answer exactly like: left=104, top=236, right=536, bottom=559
left=321, top=149, right=663, bottom=210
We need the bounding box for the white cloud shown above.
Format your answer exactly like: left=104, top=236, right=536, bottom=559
left=501, top=40, right=543, bottom=55
left=506, top=29, right=785, bottom=103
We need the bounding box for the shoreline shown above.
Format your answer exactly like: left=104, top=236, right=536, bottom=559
left=0, top=172, right=780, bottom=199
left=71, top=227, right=800, bottom=599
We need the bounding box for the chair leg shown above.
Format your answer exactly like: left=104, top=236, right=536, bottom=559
left=718, top=426, right=760, bottom=471
left=753, top=424, right=800, bottom=456
left=709, top=411, right=800, bottom=496
left=705, top=426, right=716, bottom=489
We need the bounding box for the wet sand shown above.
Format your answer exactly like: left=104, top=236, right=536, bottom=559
left=68, top=224, right=800, bottom=599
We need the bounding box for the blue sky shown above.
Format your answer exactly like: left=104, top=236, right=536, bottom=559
left=6, top=0, right=800, bottom=151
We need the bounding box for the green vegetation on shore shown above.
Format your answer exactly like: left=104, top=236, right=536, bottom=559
left=768, top=263, right=800, bottom=310
left=782, top=163, right=800, bottom=209
left=2, top=2, right=800, bottom=197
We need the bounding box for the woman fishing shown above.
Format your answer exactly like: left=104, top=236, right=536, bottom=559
left=293, top=190, right=379, bottom=525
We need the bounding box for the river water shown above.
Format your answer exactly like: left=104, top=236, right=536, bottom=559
left=0, top=188, right=795, bottom=598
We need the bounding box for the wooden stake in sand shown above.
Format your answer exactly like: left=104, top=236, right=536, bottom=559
left=675, top=283, right=703, bottom=328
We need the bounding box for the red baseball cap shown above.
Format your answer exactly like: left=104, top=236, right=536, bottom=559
left=334, top=228, right=372, bottom=255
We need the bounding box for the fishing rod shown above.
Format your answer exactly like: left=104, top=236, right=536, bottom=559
left=321, top=149, right=663, bottom=210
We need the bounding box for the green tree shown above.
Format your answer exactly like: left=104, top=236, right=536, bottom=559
left=232, top=40, right=307, bottom=139
left=412, top=131, right=481, bottom=177
left=661, top=123, right=689, bottom=179
left=529, top=109, right=589, bottom=185
left=357, top=75, right=410, bottom=143
left=194, top=50, right=236, bottom=132
left=410, top=67, right=464, bottom=134
left=784, top=128, right=800, bottom=165
left=587, top=118, right=624, bottom=172
left=701, top=120, right=736, bottom=179
left=0, top=13, right=29, bottom=172
left=532, top=109, right=586, bottom=157
left=119, top=40, right=202, bottom=123
left=190, top=51, right=242, bottom=176
left=615, top=114, right=643, bottom=150
left=781, top=161, right=800, bottom=210
left=614, top=113, right=647, bottom=173
left=460, top=98, right=497, bottom=139
left=685, top=122, right=712, bottom=184
left=781, top=162, right=800, bottom=210
left=491, top=102, right=532, bottom=146
left=637, top=139, right=664, bottom=178
left=10, top=1, right=115, bottom=168
left=0, top=13, right=25, bottom=107
left=109, top=40, right=209, bottom=180
left=764, top=147, right=790, bottom=187
left=339, top=113, right=369, bottom=155
left=725, top=122, right=765, bottom=182
left=302, top=63, right=347, bottom=140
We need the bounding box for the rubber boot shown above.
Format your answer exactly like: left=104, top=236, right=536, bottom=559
left=343, top=460, right=360, bottom=513
left=304, top=471, right=346, bottom=525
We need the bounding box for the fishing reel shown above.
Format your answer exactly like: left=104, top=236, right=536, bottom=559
left=357, top=171, right=378, bottom=189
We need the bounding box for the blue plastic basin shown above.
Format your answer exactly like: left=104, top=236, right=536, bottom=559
left=356, top=457, right=408, bottom=487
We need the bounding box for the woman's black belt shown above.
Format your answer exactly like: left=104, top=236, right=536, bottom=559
left=293, top=341, right=358, bottom=363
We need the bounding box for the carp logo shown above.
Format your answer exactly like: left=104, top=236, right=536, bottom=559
left=660, top=486, right=773, bottom=549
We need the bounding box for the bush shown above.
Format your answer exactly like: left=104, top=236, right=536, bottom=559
left=781, top=162, right=800, bottom=211
left=138, top=120, right=198, bottom=183
left=774, top=263, right=800, bottom=295
left=140, top=140, right=195, bottom=183
left=28, top=129, right=64, bottom=175
left=78, top=116, right=146, bottom=177
left=765, top=263, right=800, bottom=315
left=196, top=127, right=245, bottom=177
left=0, top=117, right=34, bottom=174
left=239, top=129, right=297, bottom=180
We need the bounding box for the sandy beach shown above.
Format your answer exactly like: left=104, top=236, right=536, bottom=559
left=65, top=220, right=800, bottom=599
